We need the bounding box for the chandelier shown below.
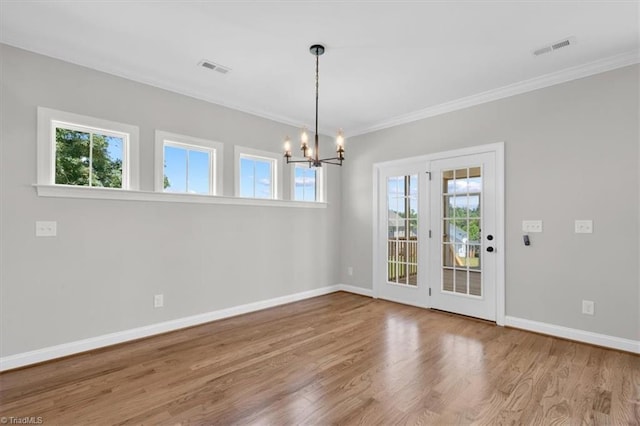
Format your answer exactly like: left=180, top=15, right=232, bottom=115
left=284, top=44, right=345, bottom=167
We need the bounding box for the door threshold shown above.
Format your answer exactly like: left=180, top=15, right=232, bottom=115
left=428, top=308, right=497, bottom=325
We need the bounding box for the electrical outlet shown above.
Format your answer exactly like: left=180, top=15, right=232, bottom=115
left=582, top=300, right=594, bottom=315
left=575, top=220, right=593, bottom=234
left=154, top=294, right=164, bottom=308
left=522, top=220, right=543, bottom=233
left=36, top=221, right=57, bottom=237
left=347, top=267, right=353, bottom=276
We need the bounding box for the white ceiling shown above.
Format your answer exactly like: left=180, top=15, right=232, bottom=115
left=1, top=1, right=638, bottom=136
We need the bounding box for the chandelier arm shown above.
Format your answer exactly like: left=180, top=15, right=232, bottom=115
left=316, top=158, right=343, bottom=166
left=285, top=158, right=314, bottom=164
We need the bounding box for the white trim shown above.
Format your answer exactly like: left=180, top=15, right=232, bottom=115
left=3, top=284, right=633, bottom=371
left=0, top=285, right=342, bottom=372
left=372, top=142, right=505, bottom=323
left=495, top=145, right=505, bottom=326
left=34, top=184, right=326, bottom=208
left=234, top=146, right=283, bottom=199
left=505, top=316, right=640, bottom=354
left=350, top=50, right=640, bottom=137
left=336, top=284, right=374, bottom=298
left=37, top=107, right=140, bottom=190
left=372, top=165, right=380, bottom=299
left=12, top=42, right=637, bottom=140
left=154, top=130, right=224, bottom=196
left=373, top=142, right=505, bottom=168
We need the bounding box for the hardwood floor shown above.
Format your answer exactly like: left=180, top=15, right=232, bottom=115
left=1, top=292, right=638, bottom=425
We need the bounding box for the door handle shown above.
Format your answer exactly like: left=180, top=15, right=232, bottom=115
left=486, top=246, right=495, bottom=253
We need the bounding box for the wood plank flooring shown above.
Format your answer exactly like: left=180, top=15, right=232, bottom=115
left=1, top=292, right=638, bottom=425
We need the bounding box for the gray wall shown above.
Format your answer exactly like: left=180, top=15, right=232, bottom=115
left=340, top=65, right=639, bottom=341
left=0, top=44, right=342, bottom=356
left=1, top=43, right=638, bottom=359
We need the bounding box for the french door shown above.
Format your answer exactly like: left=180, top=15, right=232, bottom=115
left=428, top=152, right=497, bottom=321
left=374, top=145, right=503, bottom=322
left=376, top=163, right=429, bottom=307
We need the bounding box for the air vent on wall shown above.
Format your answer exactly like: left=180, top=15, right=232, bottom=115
left=198, top=60, right=231, bottom=74
left=533, top=36, right=576, bottom=56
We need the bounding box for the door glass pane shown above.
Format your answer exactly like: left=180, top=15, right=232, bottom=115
left=468, top=244, right=481, bottom=270
left=454, top=168, right=468, bottom=193
left=469, top=167, right=481, bottom=191
left=468, top=218, right=481, bottom=244
left=441, top=167, right=482, bottom=297
left=444, top=195, right=455, bottom=218
left=388, top=262, right=397, bottom=283
left=444, top=170, right=455, bottom=194
left=443, top=243, right=455, bottom=267
left=388, top=240, right=397, bottom=263
left=407, top=219, right=418, bottom=239
left=443, top=269, right=454, bottom=292
left=388, top=176, right=400, bottom=214
left=443, top=220, right=457, bottom=243
left=387, top=174, right=418, bottom=286
left=469, top=271, right=482, bottom=296
left=454, top=270, right=468, bottom=294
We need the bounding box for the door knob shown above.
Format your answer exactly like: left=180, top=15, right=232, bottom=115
left=486, top=246, right=494, bottom=253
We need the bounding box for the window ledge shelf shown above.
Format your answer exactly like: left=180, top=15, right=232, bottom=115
left=33, top=185, right=327, bottom=209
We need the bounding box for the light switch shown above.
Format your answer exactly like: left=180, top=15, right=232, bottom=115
left=582, top=300, right=595, bottom=315
left=36, top=221, right=57, bottom=237
left=575, top=220, right=593, bottom=234
left=154, top=294, right=164, bottom=308
left=522, top=220, right=543, bottom=233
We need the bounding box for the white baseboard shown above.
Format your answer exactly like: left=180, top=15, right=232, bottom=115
left=0, top=285, right=341, bottom=372
left=336, top=283, right=374, bottom=298
left=5, top=288, right=633, bottom=371
left=505, top=316, right=639, bottom=354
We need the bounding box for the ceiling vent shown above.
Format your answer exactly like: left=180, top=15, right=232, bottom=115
left=198, top=60, right=231, bottom=74
left=533, top=37, right=576, bottom=56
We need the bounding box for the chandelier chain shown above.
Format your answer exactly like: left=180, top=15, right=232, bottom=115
left=315, top=48, right=319, bottom=149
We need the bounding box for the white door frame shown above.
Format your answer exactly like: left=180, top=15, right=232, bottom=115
left=372, top=142, right=505, bottom=325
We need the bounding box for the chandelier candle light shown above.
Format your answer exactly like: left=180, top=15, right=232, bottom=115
left=284, top=44, right=345, bottom=167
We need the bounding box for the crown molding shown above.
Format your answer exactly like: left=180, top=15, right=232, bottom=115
left=349, top=49, right=640, bottom=137
left=2, top=42, right=638, bottom=139
left=0, top=40, right=308, bottom=132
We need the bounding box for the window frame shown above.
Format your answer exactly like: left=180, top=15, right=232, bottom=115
left=37, top=107, right=139, bottom=190
left=234, top=146, right=282, bottom=200
left=35, top=108, right=324, bottom=208
left=154, top=130, right=223, bottom=196
left=290, top=162, right=325, bottom=202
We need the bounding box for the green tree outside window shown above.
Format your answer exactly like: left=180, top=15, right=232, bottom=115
left=55, top=128, right=123, bottom=188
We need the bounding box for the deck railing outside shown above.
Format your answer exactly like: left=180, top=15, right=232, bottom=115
left=388, top=237, right=418, bottom=283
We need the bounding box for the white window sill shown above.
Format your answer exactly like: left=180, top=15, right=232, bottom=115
left=33, top=185, right=327, bottom=209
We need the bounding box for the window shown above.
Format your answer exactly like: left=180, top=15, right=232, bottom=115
left=37, top=107, right=139, bottom=189
left=234, top=146, right=281, bottom=199
left=54, top=125, right=126, bottom=188
left=154, top=131, right=223, bottom=195
left=239, top=155, right=275, bottom=198
left=292, top=164, right=323, bottom=202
